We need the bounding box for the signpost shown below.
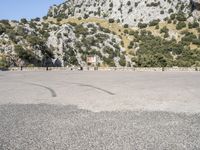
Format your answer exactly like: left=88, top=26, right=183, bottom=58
left=87, top=56, right=97, bottom=64
left=86, top=56, right=98, bottom=70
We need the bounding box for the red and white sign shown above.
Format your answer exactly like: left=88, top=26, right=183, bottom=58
left=87, top=56, right=97, bottom=64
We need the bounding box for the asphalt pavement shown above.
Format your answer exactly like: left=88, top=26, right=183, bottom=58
left=0, top=71, right=200, bottom=149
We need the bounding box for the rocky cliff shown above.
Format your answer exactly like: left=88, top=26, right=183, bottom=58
left=1, top=0, right=200, bottom=68
left=48, top=0, right=200, bottom=26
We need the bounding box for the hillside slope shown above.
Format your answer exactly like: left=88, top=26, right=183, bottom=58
left=0, top=0, right=200, bottom=68
left=48, top=0, right=200, bottom=26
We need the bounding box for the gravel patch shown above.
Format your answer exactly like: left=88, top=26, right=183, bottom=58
left=0, top=104, right=200, bottom=150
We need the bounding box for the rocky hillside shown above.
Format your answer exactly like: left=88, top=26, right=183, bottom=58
left=1, top=0, right=200, bottom=68
left=48, top=0, right=200, bottom=26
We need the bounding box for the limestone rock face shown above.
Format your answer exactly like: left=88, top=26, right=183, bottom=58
left=46, top=23, right=125, bottom=67
left=49, top=0, right=193, bottom=26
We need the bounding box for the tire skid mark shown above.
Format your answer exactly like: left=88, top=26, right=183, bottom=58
left=25, top=82, right=57, bottom=97
left=67, top=82, right=115, bottom=95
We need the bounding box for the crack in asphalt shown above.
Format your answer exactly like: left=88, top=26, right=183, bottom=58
left=26, top=82, right=57, bottom=97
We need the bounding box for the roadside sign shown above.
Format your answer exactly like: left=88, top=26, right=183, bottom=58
left=87, top=56, right=97, bottom=64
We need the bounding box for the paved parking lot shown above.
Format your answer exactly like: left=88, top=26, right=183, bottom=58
left=0, top=71, right=200, bottom=149
left=1, top=71, right=200, bottom=113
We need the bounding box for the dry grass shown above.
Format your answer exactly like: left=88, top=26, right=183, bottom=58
left=146, top=22, right=200, bottom=49
left=47, top=18, right=200, bottom=51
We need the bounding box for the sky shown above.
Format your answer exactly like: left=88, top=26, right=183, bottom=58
left=0, top=0, right=65, bottom=20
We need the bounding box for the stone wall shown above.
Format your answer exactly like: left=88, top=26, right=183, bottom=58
left=8, top=67, right=200, bottom=72
left=9, top=67, right=73, bottom=71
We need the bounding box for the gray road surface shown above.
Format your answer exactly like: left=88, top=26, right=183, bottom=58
left=0, top=71, right=200, bottom=149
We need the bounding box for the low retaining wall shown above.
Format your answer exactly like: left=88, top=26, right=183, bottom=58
left=97, top=67, right=162, bottom=71
left=9, top=67, right=73, bottom=71
left=98, top=67, right=200, bottom=72
left=8, top=67, right=200, bottom=72
left=164, top=67, right=199, bottom=72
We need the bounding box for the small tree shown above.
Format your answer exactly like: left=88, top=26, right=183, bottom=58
left=20, top=18, right=28, bottom=24
left=0, top=56, right=8, bottom=69
left=176, top=21, right=186, bottom=30
left=124, top=24, right=129, bottom=28
left=160, top=26, right=169, bottom=34
left=127, top=1, right=131, bottom=6
left=0, top=24, right=6, bottom=35
left=176, top=12, right=187, bottom=21
left=57, top=17, right=62, bottom=22
left=170, top=14, right=176, bottom=20
left=149, top=19, right=160, bottom=26
left=109, top=2, right=113, bottom=8
left=138, top=23, right=147, bottom=29
left=119, top=55, right=126, bottom=66
left=108, top=18, right=115, bottom=23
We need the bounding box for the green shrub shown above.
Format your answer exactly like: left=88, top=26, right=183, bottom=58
left=0, top=24, right=6, bottom=35
left=0, top=20, right=10, bottom=26
left=119, top=55, right=126, bottom=66
left=26, top=35, right=45, bottom=47
left=155, top=25, right=159, bottom=29
left=74, top=24, right=88, bottom=36
left=192, top=39, right=200, bottom=45
left=138, top=23, right=147, bottom=29
left=135, top=2, right=139, bottom=7
left=188, top=21, right=199, bottom=29
left=43, top=16, right=48, bottom=20
left=124, top=29, right=129, bottom=34
left=160, top=10, right=164, bottom=14
left=146, top=2, right=160, bottom=7
left=109, top=2, right=113, bottom=8
left=68, top=22, right=77, bottom=26
left=63, top=47, right=78, bottom=66
left=128, top=41, right=134, bottom=49
left=14, top=45, right=39, bottom=64
left=57, top=33, right=62, bottom=39
left=164, top=32, right=169, bottom=38
left=0, top=56, right=8, bottom=69
left=127, top=1, right=131, bottom=6
left=160, top=26, right=169, bottom=34
left=128, top=8, right=133, bottom=13
left=33, top=17, right=40, bottom=22
left=83, top=14, right=89, bottom=19
left=168, top=8, right=174, bottom=14
left=170, top=14, right=176, bottom=20
left=181, top=32, right=197, bottom=44
left=124, top=24, right=129, bottom=28
left=57, top=17, right=62, bottom=22
left=103, top=57, right=116, bottom=67
left=129, top=30, right=135, bottom=35
left=20, top=18, right=28, bottom=24
left=176, top=12, right=187, bottom=21
left=108, top=18, right=115, bottom=23
left=176, top=21, right=186, bottom=30
left=167, top=19, right=172, bottom=24
left=149, top=19, right=160, bottom=26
